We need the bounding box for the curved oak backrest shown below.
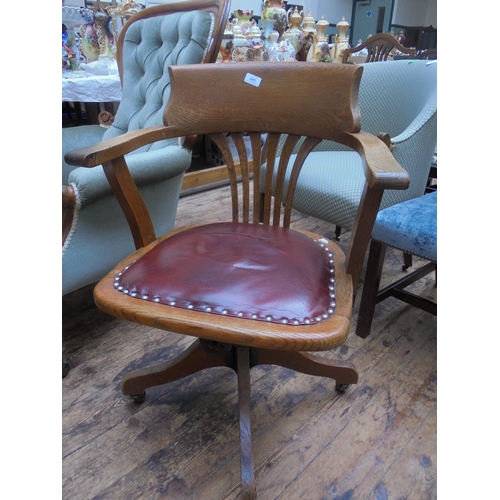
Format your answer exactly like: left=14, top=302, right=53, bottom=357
left=165, top=62, right=363, bottom=136
left=166, top=63, right=363, bottom=227
left=342, top=33, right=416, bottom=63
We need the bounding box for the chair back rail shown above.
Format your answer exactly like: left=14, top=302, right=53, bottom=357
left=416, top=49, right=437, bottom=60
left=342, top=33, right=416, bottom=63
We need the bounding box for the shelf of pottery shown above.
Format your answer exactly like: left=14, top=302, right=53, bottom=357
left=62, top=1, right=143, bottom=74
left=219, top=2, right=351, bottom=64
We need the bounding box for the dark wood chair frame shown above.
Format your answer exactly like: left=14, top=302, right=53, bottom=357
left=416, top=48, right=437, bottom=60
left=342, top=32, right=416, bottom=64
left=65, top=62, right=409, bottom=498
left=356, top=239, right=437, bottom=339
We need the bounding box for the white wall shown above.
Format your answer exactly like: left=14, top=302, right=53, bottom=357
left=392, top=0, right=436, bottom=26
left=312, top=0, right=353, bottom=25
left=230, top=0, right=263, bottom=14
left=424, top=0, right=437, bottom=26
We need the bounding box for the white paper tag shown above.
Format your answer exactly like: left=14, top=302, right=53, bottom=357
left=244, top=73, right=262, bottom=87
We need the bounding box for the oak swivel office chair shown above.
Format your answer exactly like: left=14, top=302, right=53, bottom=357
left=65, top=62, right=409, bottom=498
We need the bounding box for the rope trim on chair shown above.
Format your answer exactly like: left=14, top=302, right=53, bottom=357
left=62, top=182, right=82, bottom=259
left=201, top=13, right=216, bottom=63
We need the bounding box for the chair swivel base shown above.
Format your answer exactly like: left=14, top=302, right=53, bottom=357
left=120, top=338, right=358, bottom=499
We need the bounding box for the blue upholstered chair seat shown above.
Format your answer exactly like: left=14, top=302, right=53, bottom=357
left=355, top=191, right=437, bottom=339
left=372, top=191, right=437, bottom=262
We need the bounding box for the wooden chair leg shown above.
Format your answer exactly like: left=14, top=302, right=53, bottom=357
left=236, top=347, right=256, bottom=500
left=403, top=252, right=413, bottom=270
left=335, top=225, right=342, bottom=241
left=250, top=348, right=358, bottom=388
left=356, top=240, right=386, bottom=339
left=120, top=339, right=234, bottom=400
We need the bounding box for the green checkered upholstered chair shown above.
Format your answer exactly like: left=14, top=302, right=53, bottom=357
left=263, top=60, right=437, bottom=241
left=62, top=0, right=230, bottom=296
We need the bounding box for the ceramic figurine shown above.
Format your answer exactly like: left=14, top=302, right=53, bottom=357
left=219, top=20, right=234, bottom=63
left=267, top=31, right=282, bottom=61
left=234, top=9, right=254, bottom=36
left=280, top=38, right=296, bottom=61
left=231, top=24, right=252, bottom=62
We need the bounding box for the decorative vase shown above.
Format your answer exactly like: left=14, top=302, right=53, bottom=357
left=280, top=37, right=296, bottom=61
left=80, top=22, right=100, bottom=63
left=308, top=16, right=332, bottom=63
left=286, top=7, right=305, bottom=57
left=334, top=17, right=350, bottom=63
left=299, top=10, right=317, bottom=61
left=261, top=1, right=287, bottom=40
left=302, top=9, right=317, bottom=41
left=234, top=9, right=253, bottom=37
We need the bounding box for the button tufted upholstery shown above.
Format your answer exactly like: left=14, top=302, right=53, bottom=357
left=62, top=2, right=229, bottom=296
left=105, top=11, right=215, bottom=152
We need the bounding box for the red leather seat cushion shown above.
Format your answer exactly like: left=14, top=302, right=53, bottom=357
left=114, top=222, right=336, bottom=326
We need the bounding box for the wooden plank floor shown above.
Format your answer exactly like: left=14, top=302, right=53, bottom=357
left=62, top=183, right=437, bottom=500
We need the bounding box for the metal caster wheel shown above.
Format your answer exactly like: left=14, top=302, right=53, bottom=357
left=62, top=363, right=70, bottom=379
left=130, top=392, right=146, bottom=404
left=335, top=383, right=349, bottom=393
left=402, top=265, right=409, bottom=271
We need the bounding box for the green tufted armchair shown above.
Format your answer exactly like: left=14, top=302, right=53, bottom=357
left=263, top=59, right=437, bottom=241
left=62, top=0, right=230, bottom=297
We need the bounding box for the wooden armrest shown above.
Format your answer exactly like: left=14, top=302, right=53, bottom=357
left=343, top=131, right=410, bottom=190
left=64, top=125, right=189, bottom=168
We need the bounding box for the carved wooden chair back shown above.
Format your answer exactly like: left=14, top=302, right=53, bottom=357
left=416, top=48, right=437, bottom=60
left=342, top=32, right=416, bottom=63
